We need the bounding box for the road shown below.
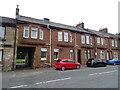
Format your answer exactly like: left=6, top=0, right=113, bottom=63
left=2, top=65, right=119, bottom=89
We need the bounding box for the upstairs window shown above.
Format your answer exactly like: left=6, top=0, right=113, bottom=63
left=112, top=40, right=115, bottom=47
left=54, top=48, right=59, bottom=60
left=70, top=33, right=72, bottom=42
left=100, top=50, right=105, bottom=59
left=90, top=37, right=92, bottom=45
left=0, top=26, right=5, bottom=39
left=64, top=32, right=68, bottom=42
left=40, top=28, right=43, bottom=40
left=58, top=32, right=62, bottom=41
left=23, top=26, right=29, bottom=38
left=86, top=36, right=90, bottom=44
left=81, top=35, right=85, bottom=44
left=31, top=27, right=38, bottom=39
left=115, top=40, right=118, bottom=47
left=97, top=38, right=100, bottom=45
left=101, top=38, right=104, bottom=45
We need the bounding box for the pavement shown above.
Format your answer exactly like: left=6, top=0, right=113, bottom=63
left=2, top=65, right=87, bottom=78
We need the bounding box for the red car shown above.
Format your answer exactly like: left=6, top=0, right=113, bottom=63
left=55, top=59, right=81, bottom=71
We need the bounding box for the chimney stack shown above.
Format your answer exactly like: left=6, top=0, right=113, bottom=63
left=76, top=22, right=84, bottom=28
left=99, top=28, right=108, bottom=33
left=43, top=18, right=50, bottom=21
left=16, top=5, right=19, bottom=15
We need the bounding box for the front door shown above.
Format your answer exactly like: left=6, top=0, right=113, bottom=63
left=77, top=50, right=81, bottom=64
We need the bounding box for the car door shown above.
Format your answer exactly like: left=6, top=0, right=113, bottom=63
left=63, top=60, right=69, bottom=68
left=69, top=60, right=76, bottom=68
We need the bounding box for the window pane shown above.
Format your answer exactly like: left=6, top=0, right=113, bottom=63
left=0, top=26, right=5, bottom=39
left=54, top=52, right=58, bottom=59
left=58, top=32, right=62, bottom=41
left=81, top=35, right=85, bottom=44
left=97, top=38, right=100, bottom=45
left=40, top=29, right=43, bottom=39
left=41, top=52, right=46, bottom=58
left=31, top=27, right=38, bottom=38
left=70, top=50, right=74, bottom=59
left=0, top=51, right=2, bottom=62
left=86, top=36, right=90, bottom=44
left=41, top=48, right=47, bottom=60
left=64, top=32, right=68, bottom=42
left=24, top=26, right=29, bottom=38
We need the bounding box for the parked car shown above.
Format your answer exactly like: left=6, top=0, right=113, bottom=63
left=106, top=58, right=120, bottom=65
left=86, top=58, right=107, bottom=67
left=55, top=59, right=81, bottom=71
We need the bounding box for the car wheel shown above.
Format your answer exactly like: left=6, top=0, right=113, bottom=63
left=76, top=65, right=80, bottom=69
left=61, top=66, right=66, bottom=71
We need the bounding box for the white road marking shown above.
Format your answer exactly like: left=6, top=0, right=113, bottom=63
left=9, top=85, right=28, bottom=88
left=35, top=77, right=71, bottom=85
left=88, top=70, right=117, bottom=76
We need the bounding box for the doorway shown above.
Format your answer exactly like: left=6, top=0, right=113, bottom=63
left=77, top=50, right=81, bottom=64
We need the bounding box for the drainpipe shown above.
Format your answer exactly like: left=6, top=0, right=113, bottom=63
left=47, top=24, right=52, bottom=67
left=75, top=32, right=77, bottom=62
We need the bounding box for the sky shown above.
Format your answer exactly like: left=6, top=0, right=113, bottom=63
left=0, top=0, right=119, bottom=34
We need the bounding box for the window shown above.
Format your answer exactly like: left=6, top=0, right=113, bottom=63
left=40, top=28, right=43, bottom=39
left=23, top=26, right=29, bottom=38
left=0, top=26, right=5, bottom=39
left=85, top=50, right=91, bottom=59
left=31, top=27, right=38, bottom=38
left=70, top=33, right=72, bottom=42
left=0, top=50, right=2, bottom=63
left=41, top=48, right=47, bottom=60
left=58, top=32, right=62, bottom=41
left=112, top=40, right=115, bottom=47
left=115, top=40, right=118, bottom=47
left=97, top=38, right=100, bottom=45
left=64, top=32, right=68, bottom=42
left=54, top=48, right=59, bottom=60
left=100, top=51, right=105, bottom=59
left=86, top=36, right=90, bottom=44
left=81, top=35, right=85, bottom=44
left=70, top=50, right=74, bottom=59
left=101, top=38, right=104, bottom=45
left=114, top=51, right=118, bottom=59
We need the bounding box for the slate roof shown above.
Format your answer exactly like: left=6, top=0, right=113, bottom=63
left=17, top=15, right=90, bottom=34
left=84, top=28, right=118, bottom=38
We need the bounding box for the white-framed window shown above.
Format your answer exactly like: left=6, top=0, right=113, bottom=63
left=70, top=50, right=74, bottom=59
left=40, top=28, right=43, bottom=40
left=41, top=48, right=47, bottom=60
left=0, top=26, right=5, bottom=39
left=112, top=40, right=115, bottom=47
left=58, top=32, right=62, bottom=41
left=85, top=50, right=91, bottom=59
left=100, top=50, right=105, bottom=59
left=64, top=32, right=68, bottom=42
left=97, top=38, right=100, bottom=45
left=114, top=51, right=118, bottom=59
left=23, top=26, right=29, bottom=38
left=54, top=48, right=59, bottom=60
left=31, top=27, right=38, bottom=38
left=101, top=38, right=104, bottom=45
left=81, top=35, right=85, bottom=44
left=0, top=50, right=2, bottom=63
left=70, top=33, right=72, bottom=42
left=86, top=36, right=90, bottom=44
left=115, top=40, right=118, bottom=47
left=90, top=37, right=92, bottom=45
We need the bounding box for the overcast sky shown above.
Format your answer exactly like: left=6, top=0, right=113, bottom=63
left=0, top=0, right=119, bottom=34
